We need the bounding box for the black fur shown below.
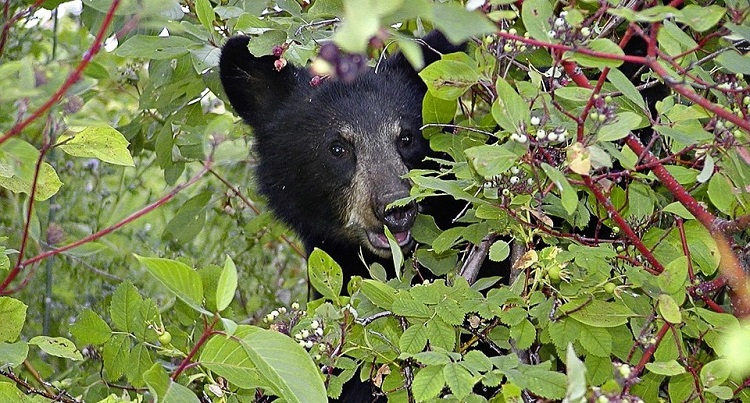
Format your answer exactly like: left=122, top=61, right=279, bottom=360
left=220, top=32, right=463, bottom=283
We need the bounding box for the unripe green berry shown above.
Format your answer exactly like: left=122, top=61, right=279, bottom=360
left=158, top=331, right=172, bottom=345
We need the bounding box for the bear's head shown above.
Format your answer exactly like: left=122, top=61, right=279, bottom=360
left=219, top=32, right=461, bottom=268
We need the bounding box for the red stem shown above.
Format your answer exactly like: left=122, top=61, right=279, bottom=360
left=625, top=322, right=670, bottom=393
left=12, top=135, right=50, bottom=294
left=0, top=0, right=121, bottom=146
left=0, top=164, right=210, bottom=294
left=497, top=32, right=650, bottom=65
left=171, top=316, right=219, bottom=381
left=583, top=176, right=665, bottom=273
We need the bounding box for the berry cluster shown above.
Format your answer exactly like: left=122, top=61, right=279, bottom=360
left=310, top=42, right=367, bottom=83
left=482, top=165, right=536, bottom=199
left=546, top=11, right=592, bottom=44
left=713, top=74, right=750, bottom=141
left=530, top=115, right=569, bottom=144
left=508, top=116, right=569, bottom=149
left=588, top=94, right=617, bottom=128
left=496, top=28, right=530, bottom=53
left=293, top=318, right=325, bottom=350
left=271, top=43, right=290, bottom=72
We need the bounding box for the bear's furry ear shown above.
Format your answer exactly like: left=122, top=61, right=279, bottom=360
left=219, top=36, right=307, bottom=128
left=382, top=31, right=466, bottom=73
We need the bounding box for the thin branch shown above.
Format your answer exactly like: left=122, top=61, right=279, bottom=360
left=0, top=163, right=211, bottom=294
left=0, top=0, right=121, bottom=146
left=171, top=315, right=219, bottom=381
left=205, top=164, right=306, bottom=258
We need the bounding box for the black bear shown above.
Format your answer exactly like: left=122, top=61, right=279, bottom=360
left=219, top=32, right=463, bottom=286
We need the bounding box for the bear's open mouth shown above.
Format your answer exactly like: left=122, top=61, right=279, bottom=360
left=367, top=230, right=412, bottom=250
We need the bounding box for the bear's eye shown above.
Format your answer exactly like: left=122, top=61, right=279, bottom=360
left=399, top=132, right=413, bottom=148
left=329, top=143, right=347, bottom=158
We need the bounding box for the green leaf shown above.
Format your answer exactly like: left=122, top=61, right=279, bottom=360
left=0, top=382, right=34, bottom=402
left=646, top=360, right=685, bottom=376
left=708, top=173, right=735, bottom=215
left=412, top=365, right=445, bottom=402
left=432, top=2, right=497, bottom=44
left=489, top=240, right=510, bottom=262
left=360, top=280, right=396, bottom=309
left=332, top=0, right=381, bottom=53
left=521, top=0, right=553, bottom=41
left=435, top=299, right=465, bottom=326
left=308, top=0, right=343, bottom=17
left=658, top=294, right=682, bottom=324
left=116, top=35, right=195, bottom=60
left=511, top=365, right=567, bottom=400
left=706, top=385, right=734, bottom=400
left=195, top=0, right=214, bottom=32
left=422, top=91, right=456, bottom=124
left=653, top=120, right=713, bottom=145
left=102, top=334, right=130, bottom=381
left=0, top=244, right=8, bottom=273
left=308, top=248, right=343, bottom=302
left=241, top=326, right=327, bottom=402
left=565, top=344, right=587, bottom=403
left=696, top=154, right=714, bottom=184
left=510, top=318, right=536, bottom=350
left=384, top=226, right=404, bottom=279
left=247, top=30, right=288, bottom=57
left=109, top=282, right=144, bottom=333
left=562, top=299, right=635, bottom=328
left=607, top=6, right=679, bottom=23
left=541, top=163, right=577, bottom=216
left=216, top=256, right=238, bottom=312
left=28, top=336, right=83, bottom=361
left=492, top=77, right=530, bottom=133
left=658, top=256, right=688, bottom=295
left=57, top=126, right=134, bottom=166
left=726, top=22, right=750, bottom=42
left=578, top=326, right=612, bottom=357
left=555, top=87, right=593, bottom=102
left=465, top=144, right=521, bottom=178
left=392, top=298, right=432, bottom=318
left=126, top=343, right=154, bottom=388
left=200, top=331, right=266, bottom=389
left=662, top=202, right=694, bottom=219
left=566, top=38, right=624, bottom=68
left=419, top=59, right=479, bottom=100
left=412, top=351, right=451, bottom=366
left=427, top=317, right=456, bottom=351
left=0, top=139, right=63, bottom=201
left=677, top=5, right=725, bottom=32
left=606, top=68, right=646, bottom=109
left=399, top=324, right=428, bottom=354
left=432, top=226, right=465, bottom=254
left=443, top=362, right=474, bottom=399
left=135, top=255, right=205, bottom=313
left=143, top=363, right=201, bottom=403
left=597, top=112, right=642, bottom=141
left=0, top=341, right=28, bottom=369
left=0, top=297, right=27, bottom=342
left=162, top=192, right=211, bottom=244
left=701, top=358, right=731, bottom=387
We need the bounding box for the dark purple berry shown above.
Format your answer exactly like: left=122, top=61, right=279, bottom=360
left=274, top=58, right=287, bottom=71
left=318, top=43, right=340, bottom=63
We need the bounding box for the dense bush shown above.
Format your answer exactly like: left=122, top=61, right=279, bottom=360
left=1, top=0, right=750, bottom=401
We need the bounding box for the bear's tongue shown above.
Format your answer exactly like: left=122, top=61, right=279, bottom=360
left=370, top=230, right=411, bottom=249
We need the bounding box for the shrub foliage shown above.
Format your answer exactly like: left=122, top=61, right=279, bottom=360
left=1, top=0, right=750, bottom=402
